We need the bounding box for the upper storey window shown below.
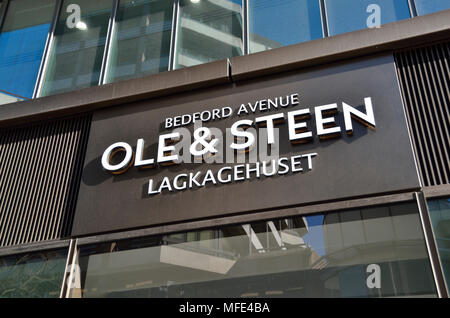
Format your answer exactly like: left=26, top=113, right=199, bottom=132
left=0, top=0, right=56, bottom=102
left=105, top=0, right=173, bottom=83
left=248, top=0, right=323, bottom=54
left=39, top=0, right=114, bottom=97
left=174, top=0, right=243, bottom=69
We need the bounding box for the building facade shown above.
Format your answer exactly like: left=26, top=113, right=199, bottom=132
left=0, top=0, right=449, bottom=298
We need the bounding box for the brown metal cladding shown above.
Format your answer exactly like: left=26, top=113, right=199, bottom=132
left=0, top=114, right=91, bottom=247
left=395, top=41, right=450, bottom=187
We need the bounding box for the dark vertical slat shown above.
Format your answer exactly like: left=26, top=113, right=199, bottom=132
left=25, top=122, right=56, bottom=243
left=42, top=120, right=70, bottom=240
left=47, top=119, right=78, bottom=240
left=27, top=122, right=57, bottom=243
left=409, top=50, right=439, bottom=185
left=0, top=129, right=21, bottom=235
left=399, top=55, right=430, bottom=183
left=17, top=123, right=47, bottom=244
left=10, top=124, right=40, bottom=246
left=0, top=125, right=32, bottom=245
left=414, top=49, right=444, bottom=185
left=425, top=47, right=450, bottom=153
left=428, top=44, right=450, bottom=184
left=0, top=114, right=92, bottom=247
left=36, top=119, right=67, bottom=242
left=440, top=43, right=450, bottom=86
left=59, top=115, right=91, bottom=238
left=395, top=41, right=450, bottom=188
left=396, top=53, right=428, bottom=185
left=53, top=120, right=81, bottom=238
left=422, top=47, right=449, bottom=184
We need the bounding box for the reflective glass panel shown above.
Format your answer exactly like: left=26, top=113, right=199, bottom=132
left=40, top=0, right=113, bottom=96
left=105, top=0, right=173, bottom=83
left=71, top=202, right=436, bottom=298
left=427, top=197, right=450, bottom=289
left=175, top=0, right=243, bottom=69
left=324, top=0, right=411, bottom=36
left=0, top=0, right=56, bottom=103
left=415, top=0, right=450, bottom=16
left=0, top=249, right=68, bottom=298
left=249, top=0, right=323, bottom=53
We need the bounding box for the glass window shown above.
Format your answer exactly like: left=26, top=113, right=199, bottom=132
left=0, top=249, right=68, bottom=298
left=70, top=202, right=436, bottom=298
left=0, top=0, right=56, bottom=102
left=427, top=197, right=450, bottom=289
left=324, top=0, right=411, bottom=36
left=40, top=0, right=114, bottom=97
left=248, top=0, right=323, bottom=54
left=414, top=0, right=450, bottom=16
left=105, top=0, right=173, bottom=83
left=174, top=0, right=243, bottom=69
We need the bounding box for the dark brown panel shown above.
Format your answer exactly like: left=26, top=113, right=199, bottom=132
left=72, top=54, right=420, bottom=237
left=395, top=41, right=450, bottom=187
left=0, top=114, right=91, bottom=247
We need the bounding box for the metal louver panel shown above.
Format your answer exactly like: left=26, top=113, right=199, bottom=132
left=0, top=114, right=91, bottom=247
left=395, top=42, right=450, bottom=187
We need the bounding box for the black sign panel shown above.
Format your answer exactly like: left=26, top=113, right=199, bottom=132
left=72, top=54, right=420, bottom=236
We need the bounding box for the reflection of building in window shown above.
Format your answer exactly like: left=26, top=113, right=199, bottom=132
left=40, top=1, right=114, bottom=97
left=71, top=217, right=322, bottom=298
left=248, top=0, right=324, bottom=53
left=248, top=33, right=282, bottom=53
left=0, top=250, right=67, bottom=298
left=67, top=204, right=436, bottom=298
left=105, top=0, right=173, bottom=83
left=319, top=205, right=435, bottom=297
left=0, top=90, right=25, bottom=104
left=0, top=0, right=55, bottom=103
left=175, top=0, right=243, bottom=68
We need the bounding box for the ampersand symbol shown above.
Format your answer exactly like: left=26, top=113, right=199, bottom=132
left=190, top=127, right=218, bottom=156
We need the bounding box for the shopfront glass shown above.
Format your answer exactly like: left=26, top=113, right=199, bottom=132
left=0, top=249, right=67, bottom=298
left=174, top=0, right=243, bottom=69
left=324, top=0, right=411, bottom=36
left=248, top=0, right=323, bottom=53
left=70, top=202, right=436, bottom=298
left=427, top=197, right=450, bottom=290
left=40, top=0, right=113, bottom=96
left=105, top=0, right=173, bottom=83
left=0, top=0, right=56, bottom=103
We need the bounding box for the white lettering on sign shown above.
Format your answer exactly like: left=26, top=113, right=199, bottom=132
left=165, top=107, right=233, bottom=129
left=148, top=153, right=318, bottom=195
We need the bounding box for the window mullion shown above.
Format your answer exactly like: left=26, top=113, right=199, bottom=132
left=408, top=0, right=418, bottom=17
left=319, top=0, right=329, bottom=38
left=59, top=238, right=78, bottom=298
left=34, top=0, right=63, bottom=98
left=0, top=0, right=10, bottom=32
left=99, top=0, right=119, bottom=85
left=243, top=0, right=249, bottom=55
left=168, top=0, right=180, bottom=71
